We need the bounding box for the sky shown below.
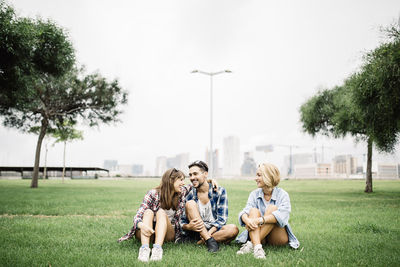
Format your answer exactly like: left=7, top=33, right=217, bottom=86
left=1, top=0, right=400, bottom=175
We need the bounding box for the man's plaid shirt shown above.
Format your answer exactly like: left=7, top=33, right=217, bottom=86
left=180, top=182, right=228, bottom=231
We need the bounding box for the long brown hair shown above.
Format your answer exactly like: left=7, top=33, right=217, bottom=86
left=156, top=168, right=185, bottom=210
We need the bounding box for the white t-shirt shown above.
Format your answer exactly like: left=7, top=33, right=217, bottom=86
left=197, top=201, right=215, bottom=229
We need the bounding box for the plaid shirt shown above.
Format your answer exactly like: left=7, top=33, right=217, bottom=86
left=180, top=182, right=228, bottom=231
left=118, top=184, right=192, bottom=242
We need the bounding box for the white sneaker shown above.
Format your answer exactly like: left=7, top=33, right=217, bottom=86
left=138, top=246, right=151, bottom=262
left=150, top=247, right=163, bottom=261
left=237, top=241, right=254, bottom=255
left=253, top=246, right=266, bottom=259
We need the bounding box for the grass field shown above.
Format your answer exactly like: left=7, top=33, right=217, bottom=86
left=0, top=178, right=399, bottom=266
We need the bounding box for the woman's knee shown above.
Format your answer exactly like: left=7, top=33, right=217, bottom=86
left=248, top=208, right=261, bottom=217
left=156, top=208, right=166, bottom=218
left=143, top=208, right=154, bottom=218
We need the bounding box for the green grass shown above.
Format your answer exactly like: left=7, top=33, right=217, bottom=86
left=0, top=179, right=399, bottom=266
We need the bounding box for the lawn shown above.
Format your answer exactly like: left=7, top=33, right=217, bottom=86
left=0, top=178, right=399, bottom=266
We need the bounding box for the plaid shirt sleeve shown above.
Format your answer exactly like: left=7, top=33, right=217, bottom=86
left=118, top=189, right=159, bottom=242
left=211, top=187, right=228, bottom=230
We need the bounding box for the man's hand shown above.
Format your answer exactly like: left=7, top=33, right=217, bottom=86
left=245, top=218, right=259, bottom=231
left=187, top=218, right=204, bottom=232
left=138, top=222, right=155, bottom=237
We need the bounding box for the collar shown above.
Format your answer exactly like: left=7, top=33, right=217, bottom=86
left=256, top=187, right=278, bottom=201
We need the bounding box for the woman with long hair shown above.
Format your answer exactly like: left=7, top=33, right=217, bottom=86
left=118, top=168, right=217, bottom=262
left=236, top=163, right=299, bottom=259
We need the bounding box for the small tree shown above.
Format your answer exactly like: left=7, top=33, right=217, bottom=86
left=0, top=3, right=128, bottom=188
left=51, top=121, right=83, bottom=183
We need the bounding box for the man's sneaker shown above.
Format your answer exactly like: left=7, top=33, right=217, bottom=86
left=138, top=246, right=151, bottom=262
left=150, top=247, right=163, bottom=261
left=205, top=237, right=219, bottom=253
left=237, top=241, right=254, bottom=255
left=254, top=246, right=266, bottom=259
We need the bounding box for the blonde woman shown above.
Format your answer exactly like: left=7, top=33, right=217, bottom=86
left=236, top=163, right=299, bottom=259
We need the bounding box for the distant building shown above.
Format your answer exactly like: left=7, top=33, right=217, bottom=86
left=294, top=163, right=331, bottom=178
left=155, top=156, right=167, bottom=176
left=377, top=163, right=399, bottom=179
left=333, top=155, right=357, bottom=177
left=241, top=152, right=257, bottom=176
left=205, top=149, right=219, bottom=177
left=156, top=153, right=190, bottom=176
left=104, top=160, right=118, bottom=171
left=223, top=136, right=240, bottom=176
left=117, top=164, right=133, bottom=176
left=283, top=153, right=315, bottom=176
left=132, top=164, right=144, bottom=176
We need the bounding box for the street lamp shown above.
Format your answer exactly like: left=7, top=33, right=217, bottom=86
left=191, top=69, right=232, bottom=179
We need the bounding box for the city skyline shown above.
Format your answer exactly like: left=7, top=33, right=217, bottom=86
left=1, top=1, right=400, bottom=174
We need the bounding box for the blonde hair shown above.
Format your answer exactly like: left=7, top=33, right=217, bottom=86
left=258, top=163, right=281, bottom=189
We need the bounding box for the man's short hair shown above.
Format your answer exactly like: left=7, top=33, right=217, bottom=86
left=188, top=160, right=208, bottom=172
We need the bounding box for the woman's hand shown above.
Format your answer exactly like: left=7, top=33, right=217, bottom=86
left=207, top=178, right=219, bottom=191
left=138, top=222, right=155, bottom=237
left=245, top=218, right=260, bottom=231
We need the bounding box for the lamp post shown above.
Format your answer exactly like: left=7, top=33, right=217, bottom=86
left=191, top=69, right=232, bottom=179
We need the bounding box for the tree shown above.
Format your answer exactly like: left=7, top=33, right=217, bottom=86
left=0, top=2, right=128, bottom=188
left=300, top=22, right=400, bottom=193
left=51, top=120, right=83, bottom=183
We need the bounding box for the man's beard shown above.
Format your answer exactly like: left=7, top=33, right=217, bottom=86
left=194, top=180, right=204, bottom=188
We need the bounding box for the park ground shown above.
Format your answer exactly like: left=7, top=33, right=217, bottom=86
left=0, top=178, right=399, bottom=266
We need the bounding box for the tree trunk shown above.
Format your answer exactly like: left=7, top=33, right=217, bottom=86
left=31, top=118, right=48, bottom=188
left=364, top=137, right=373, bottom=193
left=43, top=141, right=48, bottom=181
left=62, top=141, right=66, bottom=183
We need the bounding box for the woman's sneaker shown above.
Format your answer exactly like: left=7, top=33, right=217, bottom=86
left=150, top=247, right=163, bottom=261
left=138, top=246, right=151, bottom=262
left=253, top=246, right=266, bottom=259
left=237, top=241, right=254, bottom=255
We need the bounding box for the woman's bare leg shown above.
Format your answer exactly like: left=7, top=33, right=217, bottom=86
left=259, top=205, right=288, bottom=246
left=248, top=208, right=263, bottom=245
left=154, top=209, right=175, bottom=246
left=134, top=209, right=154, bottom=246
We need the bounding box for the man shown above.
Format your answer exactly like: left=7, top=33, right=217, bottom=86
left=180, top=160, right=239, bottom=252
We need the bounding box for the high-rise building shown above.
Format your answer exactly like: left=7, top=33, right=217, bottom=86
left=155, top=156, right=167, bottom=176
left=103, top=160, right=118, bottom=171
left=223, top=136, right=240, bottom=177
left=205, top=149, right=219, bottom=177
left=155, top=153, right=190, bottom=176
left=241, top=152, right=256, bottom=176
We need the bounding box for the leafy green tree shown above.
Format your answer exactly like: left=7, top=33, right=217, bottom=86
left=300, top=22, right=400, bottom=193
left=0, top=2, right=128, bottom=188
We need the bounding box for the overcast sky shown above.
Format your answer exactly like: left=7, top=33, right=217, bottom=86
left=1, top=0, right=400, bottom=174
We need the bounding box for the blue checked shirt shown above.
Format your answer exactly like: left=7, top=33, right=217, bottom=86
left=180, top=182, right=228, bottom=231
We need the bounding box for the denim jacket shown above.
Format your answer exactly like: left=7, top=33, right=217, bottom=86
left=236, top=187, right=300, bottom=249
